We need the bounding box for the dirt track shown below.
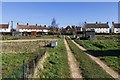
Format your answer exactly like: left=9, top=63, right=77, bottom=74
left=64, top=39, right=83, bottom=79
left=71, top=39, right=120, bottom=79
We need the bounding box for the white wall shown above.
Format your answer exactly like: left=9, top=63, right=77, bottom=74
left=114, top=28, right=120, bottom=33
left=0, top=24, right=11, bottom=32
left=86, top=28, right=109, bottom=33
left=18, top=29, right=49, bottom=32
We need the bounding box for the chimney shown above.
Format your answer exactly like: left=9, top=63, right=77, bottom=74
left=44, top=25, right=46, bottom=27
left=11, top=21, right=13, bottom=29
left=107, top=22, right=108, bottom=24
left=40, top=25, right=41, bottom=27
left=96, top=22, right=98, bottom=24
left=36, top=24, right=37, bottom=26
left=84, top=22, right=87, bottom=24
left=17, top=22, right=19, bottom=25
left=112, top=22, right=114, bottom=24
left=27, top=23, right=29, bottom=26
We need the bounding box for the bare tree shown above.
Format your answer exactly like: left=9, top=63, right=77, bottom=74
left=51, top=18, right=58, bottom=28
left=79, top=21, right=85, bottom=28
left=50, top=18, right=60, bottom=35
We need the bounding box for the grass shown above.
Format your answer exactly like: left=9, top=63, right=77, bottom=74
left=66, top=37, right=114, bottom=79
left=74, top=40, right=120, bottom=74
left=2, top=41, right=46, bottom=78
left=39, top=38, right=70, bottom=78
left=95, top=34, right=120, bottom=41
left=1, top=35, right=59, bottom=40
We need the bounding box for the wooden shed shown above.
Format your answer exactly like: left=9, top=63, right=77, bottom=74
left=85, top=30, right=96, bottom=40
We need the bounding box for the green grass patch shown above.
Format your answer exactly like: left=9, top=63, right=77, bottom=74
left=74, top=40, right=120, bottom=74
left=2, top=41, right=46, bottom=78
left=39, top=38, right=70, bottom=78
left=66, top=37, right=113, bottom=79
left=1, top=35, right=59, bottom=40
left=96, top=35, right=120, bottom=41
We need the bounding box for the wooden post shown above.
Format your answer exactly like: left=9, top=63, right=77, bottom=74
left=32, top=60, right=35, bottom=75
left=23, top=51, right=26, bottom=80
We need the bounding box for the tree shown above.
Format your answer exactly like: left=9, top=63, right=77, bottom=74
left=51, top=18, right=58, bottom=28
left=79, top=21, right=85, bottom=28
left=50, top=18, right=60, bottom=35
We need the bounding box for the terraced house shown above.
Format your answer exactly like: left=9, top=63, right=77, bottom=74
left=0, top=22, right=12, bottom=35
left=16, top=23, right=50, bottom=36
left=84, top=22, right=110, bottom=33
left=112, top=22, right=120, bottom=33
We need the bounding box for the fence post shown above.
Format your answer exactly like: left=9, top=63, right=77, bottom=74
left=23, top=60, right=27, bottom=80
left=32, top=59, right=35, bottom=75
left=26, top=64, right=29, bottom=78
left=23, top=60, right=24, bottom=80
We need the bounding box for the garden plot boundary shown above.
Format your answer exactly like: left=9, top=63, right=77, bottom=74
left=23, top=50, right=47, bottom=79
left=33, top=51, right=48, bottom=78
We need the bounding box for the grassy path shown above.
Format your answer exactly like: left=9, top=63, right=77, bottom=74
left=66, top=37, right=114, bottom=79
left=71, top=38, right=119, bottom=79
left=38, top=38, right=70, bottom=78
left=74, top=39, right=120, bottom=74
left=64, top=39, right=82, bottom=79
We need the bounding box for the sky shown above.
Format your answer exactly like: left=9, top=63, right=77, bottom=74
left=1, top=0, right=120, bottom=2
left=1, top=2, right=119, bottom=28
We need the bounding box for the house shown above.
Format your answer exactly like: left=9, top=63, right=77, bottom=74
left=76, top=26, right=83, bottom=34
left=112, top=22, right=120, bottom=33
left=0, top=23, right=12, bottom=35
left=64, top=26, right=73, bottom=34
left=16, top=23, right=50, bottom=36
left=84, top=22, right=109, bottom=33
